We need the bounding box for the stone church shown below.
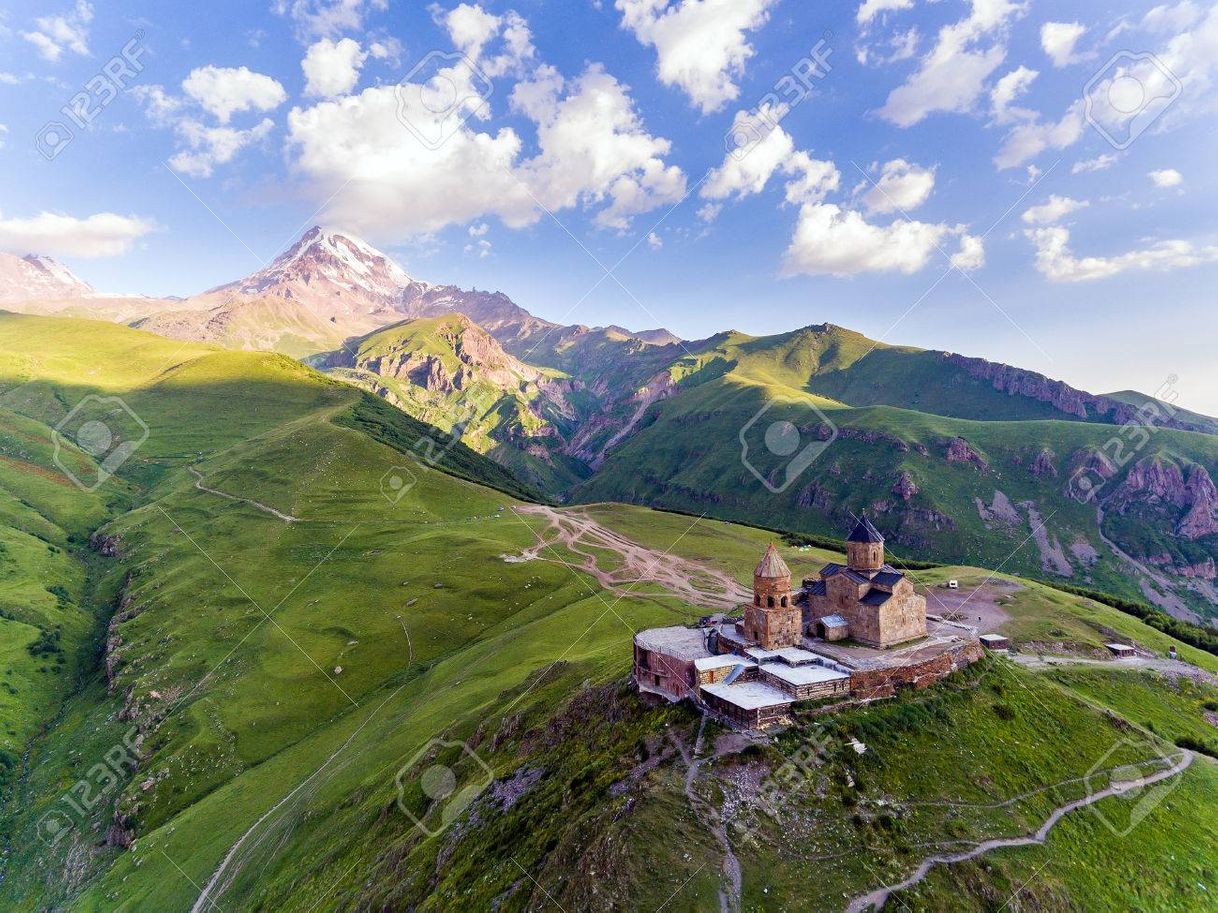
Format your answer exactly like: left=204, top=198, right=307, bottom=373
left=743, top=516, right=927, bottom=649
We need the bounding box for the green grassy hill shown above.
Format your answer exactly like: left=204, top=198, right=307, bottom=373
left=314, top=317, right=1218, bottom=622
left=1, top=313, right=1216, bottom=911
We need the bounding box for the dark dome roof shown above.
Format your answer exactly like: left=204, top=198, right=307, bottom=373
left=847, top=515, right=884, bottom=544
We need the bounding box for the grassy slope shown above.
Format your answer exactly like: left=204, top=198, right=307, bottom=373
left=1, top=313, right=1215, bottom=911
left=573, top=371, right=1218, bottom=618
left=326, top=315, right=590, bottom=493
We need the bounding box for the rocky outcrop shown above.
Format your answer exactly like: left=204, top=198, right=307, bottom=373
left=942, top=352, right=1213, bottom=433
left=891, top=471, right=918, bottom=501
left=106, top=810, right=137, bottom=848
left=1030, top=448, right=1058, bottom=478
left=89, top=531, right=124, bottom=557
left=975, top=490, right=1021, bottom=525
left=1110, top=456, right=1218, bottom=540
left=836, top=427, right=928, bottom=455
left=945, top=437, right=988, bottom=471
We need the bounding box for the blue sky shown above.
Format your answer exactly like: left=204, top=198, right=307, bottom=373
left=3, top=0, right=1217, bottom=409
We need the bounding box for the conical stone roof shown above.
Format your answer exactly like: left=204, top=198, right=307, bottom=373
left=754, top=543, right=791, bottom=579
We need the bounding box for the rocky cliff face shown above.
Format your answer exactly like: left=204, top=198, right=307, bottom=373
left=943, top=353, right=1209, bottom=433
left=1109, top=457, right=1218, bottom=540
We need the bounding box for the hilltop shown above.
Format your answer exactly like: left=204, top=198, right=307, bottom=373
left=0, top=314, right=1215, bottom=911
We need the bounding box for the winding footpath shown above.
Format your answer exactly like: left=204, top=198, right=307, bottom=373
left=681, top=717, right=743, bottom=913
left=188, top=466, right=300, bottom=523
left=844, top=749, right=1194, bottom=912
left=513, top=505, right=751, bottom=610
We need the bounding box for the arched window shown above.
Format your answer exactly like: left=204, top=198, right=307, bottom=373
left=767, top=596, right=774, bottom=607
left=754, top=594, right=761, bottom=606
left=780, top=596, right=789, bottom=607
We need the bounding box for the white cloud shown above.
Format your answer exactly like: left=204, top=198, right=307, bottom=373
left=0, top=124, right=7, bottom=150
left=782, top=203, right=980, bottom=277
left=464, top=238, right=491, bottom=257
left=697, top=202, right=722, bottom=222
left=1027, top=225, right=1218, bottom=281
left=989, top=65, right=1037, bottom=123
left=857, top=158, right=935, bottom=214
left=0, top=210, right=154, bottom=257
left=439, top=4, right=535, bottom=77
left=274, top=0, right=387, bottom=40
left=169, top=118, right=275, bottom=178
left=857, top=0, right=913, bottom=28
left=1088, top=5, right=1218, bottom=141
left=1040, top=21, right=1088, bottom=67
left=647, top=230, right=662, bottom=250
left=1141, top=2, right=1203, bottom=34
left=700, top=107, right=839, bottom=209
left=1149, top=167, right=1183, bottom=187
left=286, top=62, right=686, bottom=237
left=876, top=0, right=1026, bottom=127
left=302, top=37, right=366, bottom=97
left=1071, top=153, right=1117, bottom=173
left=951, top=232, right=986, bottom=270
left=616, top=0, right=777, bottom=113
left=856, top=27, right=920, bottom=66
left=994, top=100, right=1084, bottom=169
left=182, top=66, right=287, bottom=123
left=468, top=222, right=489, bottom=237
left=1021, top=194, right=1088, bottom=225
left=21, top=1, right=92, bottom=62
left=782, top=152, right=842, bottom=206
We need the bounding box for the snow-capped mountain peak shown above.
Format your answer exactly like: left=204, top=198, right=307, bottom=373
left=0, top=252, right=95, bottom=302
left=223, top=226, right=419, bottom=301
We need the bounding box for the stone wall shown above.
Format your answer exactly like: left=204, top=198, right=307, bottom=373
left=849, top=640, right=984, bottom=700
left=744, top=602, right=801, bottom=649
left=634, top=644, right=696, bottom=700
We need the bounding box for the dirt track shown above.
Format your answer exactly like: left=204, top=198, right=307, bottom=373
left=845, top=749, right=1194, bottom=912
left=512, top=505, right=750, bottom=610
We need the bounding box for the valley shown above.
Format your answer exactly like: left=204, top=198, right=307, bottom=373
left=9, top=229, right=1215, bottom=624
left=0, top=314, right=1213, bottom=910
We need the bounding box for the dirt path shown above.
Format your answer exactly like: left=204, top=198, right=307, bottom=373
left=679, top=716, right=743, bottom=913
left=189, top=682, right=408, bottom=912
left=188, top=466, right=300, bottom=523
left=512, top=505, right=750, bottom=610
left=844, top=749, right=1194, bottom=912
left=1011, top=652, right=1218, bottom=686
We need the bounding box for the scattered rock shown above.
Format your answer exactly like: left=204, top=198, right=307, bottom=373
left=945, top=437, right=989, bottom=471
left=891, top=471, right=919, bottom=501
